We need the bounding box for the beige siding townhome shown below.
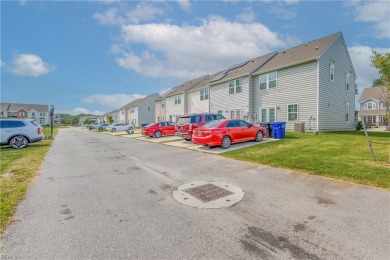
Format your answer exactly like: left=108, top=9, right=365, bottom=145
left=209, top=52, right=277, bottom=121
left=357, top=86, right=389, bottom=126
left=164, top=75, right=208, bottom=122
left=0, top=103, right=50, bottom=125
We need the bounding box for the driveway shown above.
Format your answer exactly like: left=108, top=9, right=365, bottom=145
left=1, top=127, right=389, bottom=259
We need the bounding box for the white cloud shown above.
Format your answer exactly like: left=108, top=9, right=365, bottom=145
left=348, top=45, right=390, bottom=93
left=0, top=59, right=5, bottom=67
left=10, top=54, right=55, bottom=77
left=82, top=93, right=145, bottom=108
left=94, top=3, right=163, bottom=25
left=352, top=1, right=390, bottom=39
left=237, top=7, right=256, bottom=23
left=177, top=0, right=192, bottom=11
left=269, top=4, right=297, bottom=20
left=283, top=0, right=299, bottom=5
left=116, top=16, right=286, bottom=78
left=57, top=108, right=105, bottom=116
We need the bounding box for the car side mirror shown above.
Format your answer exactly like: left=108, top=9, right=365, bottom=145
left=248, top=124, right=252, bottom=128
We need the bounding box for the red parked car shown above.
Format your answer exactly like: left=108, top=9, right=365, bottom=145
left=192, top=119, right=266, bottom=149
left=175, top=113, right=225, bottom=141
left=141, top=121, right=176, bottom=138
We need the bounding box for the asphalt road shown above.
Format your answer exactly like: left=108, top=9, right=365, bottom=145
left=1, top=128, right=389, bottom=259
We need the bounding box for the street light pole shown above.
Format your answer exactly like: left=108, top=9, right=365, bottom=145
left=50, top=105, right=54, bottom=139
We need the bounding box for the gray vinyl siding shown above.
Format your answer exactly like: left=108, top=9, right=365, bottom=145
left=209, top=76, right=250, bottom=120
left=318, top=35, right=356, bottom=131
left=138, top=93, right=159, bottom=126
left=253, top=61, right=318, bottom=131
left=187, top=88, right=210, bottom=114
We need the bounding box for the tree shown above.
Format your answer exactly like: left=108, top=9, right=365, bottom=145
left=83, top=119, right=94, bottom=125
left=107, top=115, right=114, bottom=124
left=371, top=51, right=390, bottom=125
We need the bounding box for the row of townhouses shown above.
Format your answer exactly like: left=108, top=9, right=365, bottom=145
left=100, top=32, right=360, bottom=131
left=0, top=103, right=60, bottom=125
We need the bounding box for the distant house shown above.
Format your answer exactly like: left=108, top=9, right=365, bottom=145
left=357, top=86, right=389, bottom=126
left=126, top=93, right=159, bottom=126
left=0, top=103, right=50, bottom=125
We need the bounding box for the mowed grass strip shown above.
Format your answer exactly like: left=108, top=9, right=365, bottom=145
left=0, top=126, right=60, bottom=234
left=222, top=131, right=390, bottom=189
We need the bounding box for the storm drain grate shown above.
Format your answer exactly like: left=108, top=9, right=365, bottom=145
left=184, top=183, right=234, bottom=203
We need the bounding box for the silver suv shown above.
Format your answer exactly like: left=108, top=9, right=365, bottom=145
left=0, top=119, right=44, bottom=149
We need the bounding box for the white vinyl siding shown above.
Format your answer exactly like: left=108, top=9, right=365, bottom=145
left=187, top=88, right=210, bottom=114
left=254, top=61, right=318, bottom=131
left=210, top=76, right=250, bottom=120
left=166, top=94, right=185, bottom=122
left=318, top=34, right=356, bottom=130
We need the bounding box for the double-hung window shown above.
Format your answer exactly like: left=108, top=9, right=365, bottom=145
left=259, top=72, right=277, bottom=90
left=330, top=63, right=335, bottom=81
left=229, top=79, right=242, bottom=94
left=288, top=104, right=298, bottom=121
left=346, top=72, right=350, bottom=91
left=200, top=88, right=209, bottom=101
left=365, top=102, right=376, bottom=110
left=175, top=95, right=181, bottom=104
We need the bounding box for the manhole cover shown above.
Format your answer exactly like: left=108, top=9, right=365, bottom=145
left=172, top=181, right=245, bottom=209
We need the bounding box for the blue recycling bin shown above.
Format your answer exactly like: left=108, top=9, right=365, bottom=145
left=270, top=122, right=286, bottom=139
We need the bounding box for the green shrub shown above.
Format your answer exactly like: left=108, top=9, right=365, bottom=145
left=355, top=121, right=363, bottom=131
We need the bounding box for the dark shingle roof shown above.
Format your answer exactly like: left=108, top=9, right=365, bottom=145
left=165, top=75, right=209, bottom=97
left=188, top=71, right=222, bottom=92
left=253, top=32, right=340, bottom=75
left=209, top=52, right=277, bottom=85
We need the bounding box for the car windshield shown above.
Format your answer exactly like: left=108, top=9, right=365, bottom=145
left=177, top=117, right=190, bottom=124
left=202, top=120, right=223, bottom=128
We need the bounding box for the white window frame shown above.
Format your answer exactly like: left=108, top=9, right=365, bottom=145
left=260, top=107, right=276, bottom=123
left=287, top=104, right=298, bottom=121
left=230, top=109, right=241, bottom=119
left=200, top=88, right=209, bottom=101
left=228, top=79, right=242, bottom=94
left=330, top=63, right=335, bottom=81
left=175, top=95, right=181, bottom=105
left=346, top=72, right=350, bottom=91
left=345, top=102, right=349, bottom=123
left=365, top=102, right=376, bottom=110
left=259, top=72, right=277, bottom=90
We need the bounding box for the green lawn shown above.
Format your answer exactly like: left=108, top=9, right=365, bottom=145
left=222, top=131, right=390, bottom=189
left=0, top=126, right=62, bottom=234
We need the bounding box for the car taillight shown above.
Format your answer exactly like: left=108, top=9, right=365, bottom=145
left=189, top=124, right=192, bottom=130
left=37, top=128, right=41, bottom=134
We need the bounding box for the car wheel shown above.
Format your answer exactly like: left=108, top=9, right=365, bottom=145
left=99, top=127, right=102, bottom=130
left=184, top=137, right=192, bottom=141
left=255, top=131, right=263, bottom=142
left=10, top=135, right=28, bottom=149
left=128, top=126, right=134, bottom=130
left=154, top=130, right=162, bottom=138
left=111, top=128, right=116, bottom=132
left=221, top=136, right=231, bottom=149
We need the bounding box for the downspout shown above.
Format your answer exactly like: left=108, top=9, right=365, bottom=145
left=316, top=58, right=320, bottom=133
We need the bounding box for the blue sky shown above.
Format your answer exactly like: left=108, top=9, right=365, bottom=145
left=1, top=0, right=389, bottom=115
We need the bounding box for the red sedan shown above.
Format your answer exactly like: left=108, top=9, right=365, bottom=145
left=192, top=119, right=266, bottom=149
left=141, top=121, right=176, bottom=138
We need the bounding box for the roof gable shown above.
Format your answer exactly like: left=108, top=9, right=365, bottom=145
left=358, top=86, right=388, bottom=103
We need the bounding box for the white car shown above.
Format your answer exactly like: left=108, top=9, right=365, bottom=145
left=106, top=123, right=133, bottom=132
left=0, top=119, right=44, bottom=149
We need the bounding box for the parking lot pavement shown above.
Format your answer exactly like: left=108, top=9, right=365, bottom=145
left=136, top=135, right=183, bottom=143
left=163, top=138, right=278, bottom=154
